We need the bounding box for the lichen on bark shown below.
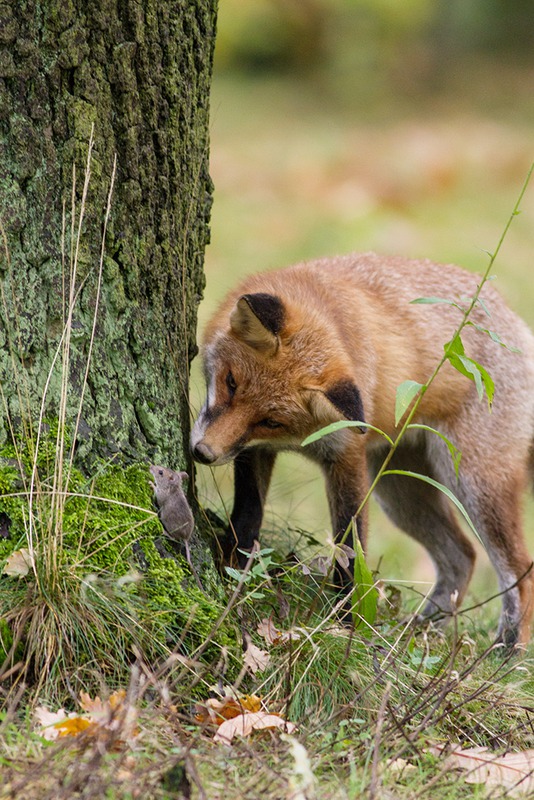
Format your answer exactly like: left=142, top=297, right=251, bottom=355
left=0, top=0, right=217, bottom=472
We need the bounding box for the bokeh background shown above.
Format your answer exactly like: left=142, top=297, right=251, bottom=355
left=191, top=0, right=534, bottom=618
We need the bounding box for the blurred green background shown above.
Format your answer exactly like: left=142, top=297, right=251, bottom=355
left=191, top=0, right=534, bottom=617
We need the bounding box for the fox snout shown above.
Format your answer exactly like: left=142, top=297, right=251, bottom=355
left=191, top=440, right=217, bottom=465
left=190, top=413, right=218, bottom=464
left=190, top=407, right=240, bottom=466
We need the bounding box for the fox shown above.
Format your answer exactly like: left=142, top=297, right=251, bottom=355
left=191, top=252, right=534, bottom=647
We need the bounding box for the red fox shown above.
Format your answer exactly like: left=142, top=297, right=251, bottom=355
left=191, top=252, right=534, bottom=646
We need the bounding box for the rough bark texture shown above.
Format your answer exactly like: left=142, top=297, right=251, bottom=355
left=0, top=0, right=217, bottom=471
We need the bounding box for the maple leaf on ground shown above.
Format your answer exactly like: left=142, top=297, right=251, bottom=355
left=428, top=744, right=534, bottom=796
left=214, top=711, right=297, bottom=744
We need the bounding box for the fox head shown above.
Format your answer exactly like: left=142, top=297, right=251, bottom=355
left=191, top=292, right=365, bottom=465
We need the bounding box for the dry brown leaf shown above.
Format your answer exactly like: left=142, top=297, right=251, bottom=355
left=388, top=757, right=417, bottom=775
left=213, top=711, right=297, bottom=744
left=243, top=641, right=270, bottom=674
left=195, top=694, right=262, bottom=725
left=257, top=618, right=281, bottom=644
left=430, top=744, right=534, bottom=796
left=257, top=618, right=300, bottom=646
left=3, top=548, right=32, bottom=578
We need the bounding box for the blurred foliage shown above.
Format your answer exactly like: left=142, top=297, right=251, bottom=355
left=216, top=0, right=534, bottom=81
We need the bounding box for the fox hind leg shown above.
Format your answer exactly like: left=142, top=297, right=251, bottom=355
left=369, top=443, right=476, bottom=623
left=456, top=468, right=534, bottom=647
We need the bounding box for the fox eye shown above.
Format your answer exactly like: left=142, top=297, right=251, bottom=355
left=226, top=371, right=237, bottom=396
left=258, top=418, right=283, bottom=430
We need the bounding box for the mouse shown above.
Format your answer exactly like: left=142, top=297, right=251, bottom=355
left=149, top=465, right=203, bottom=590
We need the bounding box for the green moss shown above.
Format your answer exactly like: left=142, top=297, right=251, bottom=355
left=0, top=433, right=238, bottom=690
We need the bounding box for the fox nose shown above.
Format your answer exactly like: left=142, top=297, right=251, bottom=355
left=192, top=442, right=217, bottom=464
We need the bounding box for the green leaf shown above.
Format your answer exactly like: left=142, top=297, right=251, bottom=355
left=382, top=469, right=483, bottom=545
left=476, top=297, right=491, bottom=317
left=395, top=380, right=424, bottom=426
left=410, top=297, right=458, bottom=306
left=224, top=567, right=244, bottom=582
left=444, top=335, right=495, bottom=408
left=465, top=320, right=521, bottom=353
left=301, top=421, right=393, bottom=447
left=407, top=423, right=462, bottom=478
left=351, top=537, right=378, bottom=629
left=460, top=356, right=494, bottom=406
left=444, top=332, right=466, bottom=358
left=454, top=354, right=484, bottom=399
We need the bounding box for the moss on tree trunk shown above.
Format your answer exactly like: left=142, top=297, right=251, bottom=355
left=0, top=0, right=216, bottom=472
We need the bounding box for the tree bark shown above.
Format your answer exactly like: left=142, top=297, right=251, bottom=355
left=0, top=0, right=217, bottom=471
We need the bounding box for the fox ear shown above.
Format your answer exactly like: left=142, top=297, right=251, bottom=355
left=306, top=380, right=366, bottom=431
left=230, top=293, right=285, bottom=355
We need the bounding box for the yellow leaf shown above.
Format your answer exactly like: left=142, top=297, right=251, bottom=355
left=34, top=707, right=91, bottom=741
left=56, top=717, right=93, bottom=738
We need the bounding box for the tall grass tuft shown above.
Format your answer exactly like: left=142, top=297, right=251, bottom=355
left=0, top=134, right=179, bottom=703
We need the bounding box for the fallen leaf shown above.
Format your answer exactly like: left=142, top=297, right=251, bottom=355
left=35, top=689, right=138, bottom=744
left=429, top=744, right=534, bottom=796
left=195, top=694, right=262, bottom=725
left=3, top=548, right=32, bottom=578
left=34, top=707, right=91, bottom=741
left=388, top=757, right=418, bottom=775
left=55, top=717, right=93, bottom=738
left=214, top=711, right=297, bottom=744
left=243, top=641, right=270, bottom=674
left=257, top=618, right=282, bottom=645
left=257, top=618, right=300, bottom=646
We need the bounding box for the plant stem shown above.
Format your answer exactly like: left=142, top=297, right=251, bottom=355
left=353, top=161, right=534, bottom=522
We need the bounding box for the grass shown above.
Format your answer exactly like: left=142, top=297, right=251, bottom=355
left=1, top=567, right=533, bottom=798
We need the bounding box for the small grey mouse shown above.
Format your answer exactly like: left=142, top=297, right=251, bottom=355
left=150, top=465, right=203, bottom=590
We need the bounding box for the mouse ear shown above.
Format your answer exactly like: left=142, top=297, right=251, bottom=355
left=179, top=471, right=188, bottom=481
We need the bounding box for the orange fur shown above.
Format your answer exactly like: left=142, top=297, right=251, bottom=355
left=192, top=253, right=534, bottom=646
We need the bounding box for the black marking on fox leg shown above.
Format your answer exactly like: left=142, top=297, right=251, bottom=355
left=223, top=447, right=277, bottom=567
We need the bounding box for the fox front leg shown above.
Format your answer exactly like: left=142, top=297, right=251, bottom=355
left=319, top=440, right=369, bottom=593
left=222, top=447, right=277, bottom=567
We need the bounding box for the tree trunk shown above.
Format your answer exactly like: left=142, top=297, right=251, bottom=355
left=0, top=0, right=216, bottom=472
